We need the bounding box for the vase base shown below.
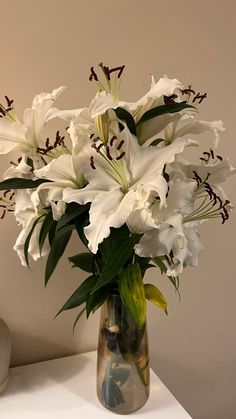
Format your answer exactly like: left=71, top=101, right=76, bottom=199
left=98, top=393, right=150, bottom=415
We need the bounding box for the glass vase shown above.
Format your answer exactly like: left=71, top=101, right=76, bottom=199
left=97, top=294, right=150, bottom=414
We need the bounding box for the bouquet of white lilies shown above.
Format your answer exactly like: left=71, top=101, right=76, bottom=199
left=0, top=64, right=234, bottom=326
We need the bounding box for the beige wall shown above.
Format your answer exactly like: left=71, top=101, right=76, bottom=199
left=0, top=1, right=235, bottom=418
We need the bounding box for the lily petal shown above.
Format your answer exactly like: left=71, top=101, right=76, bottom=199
left=0, top=119, right=28, bottom=154
left=84, top=188, right=137, bottom=253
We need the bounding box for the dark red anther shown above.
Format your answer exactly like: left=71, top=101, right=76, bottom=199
left=110, top=136, right=117, bottom=146
left=106, top=146, right=113, bottom=161
left=89, top=67, right=98, bottom=82
left=212, top=192, right=217, bottom=205
left=5, top=96, right=14, bottom=108
left=221, top=206, right=229, bottom=224
left=210, top=149, right=214, bottom=159
left=91, top=142, right=103, bottom=152
left=97, top=143, right=103, bottom=152
left=90, top=156, right=96, bottom=170
left=0, top=209, right=6, bottom=219
left=117, top=140, right=124, bottom=150
left=0, top=106, right=6, bottom=116
left=54, top=131, right=65, bottom=147
left=3, top=189, right=11, bottom=198
left=181, top=88, right=196, bottom=95
left=117, top=65, right=125, bottom=78
left=193, top=92, right=207, bottom=104
left=193, top=170, right=202, bottom=186
left=104, top=66, right=111, bottom=81
left=116, top=151, right=125, bottom=160
left=107, top=65, right=125, bottom=79
left=217, top=196, right=223, bottom=209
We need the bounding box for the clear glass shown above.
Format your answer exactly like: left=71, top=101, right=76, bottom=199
left=97, top=294, right=150, bottom=414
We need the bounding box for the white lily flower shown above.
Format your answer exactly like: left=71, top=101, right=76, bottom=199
left=63, top=125, right=194, bottom=253
left=134, top=175, right=204, bottom=276
left=0, top=86, right=66, bottom=155
left=3, top=156, right=33, bottom=179
left=164, top=220, right=204, bottom=276
left=177, top=157, right=236, bottom=186
left=46, top=74, right=186, bottom=153
left=35, top=154, right=84, bottom=188
left=136, top=217, right=204, bottom=277
left=51, top=200, right=66, bottom=221
left=121, top=76, right=183, bottom=119
left=162, top=114, right=225, bottom=148
left=182, top=222, right=205, bottom=268
left=87, top=75, right=184, bottom=146
left=34, top=153, right=85, bottom=220
left=13, top=189, right=49, bottom=265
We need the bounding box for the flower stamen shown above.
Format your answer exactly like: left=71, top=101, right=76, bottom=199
left=117, top=140, right=124, bottom=150
left=110, top=136, right=117, bottom=146
left=116, top=151, right=125, bottom=160
left=90, top=156, right=96, bottom=170
left=185, top=172, right=232, bottom=224
left=106, top=146, right=113, bottom=161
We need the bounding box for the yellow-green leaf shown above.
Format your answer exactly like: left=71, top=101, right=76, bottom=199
left=119, top=263, right=146, bottom=328
left=144, top=283, right=168, bottom=314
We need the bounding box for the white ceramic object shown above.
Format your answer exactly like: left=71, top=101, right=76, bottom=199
left=0, top=318, right=11, bottom=394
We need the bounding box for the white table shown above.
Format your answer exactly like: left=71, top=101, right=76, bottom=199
left=0, top=351, right=191, bottom=418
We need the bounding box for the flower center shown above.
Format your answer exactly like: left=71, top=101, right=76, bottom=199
left=184, top=170, right=231, bottom=224
left=89, top=63, right=125, bottom=102
left=90, top=135, right=129, bottom=192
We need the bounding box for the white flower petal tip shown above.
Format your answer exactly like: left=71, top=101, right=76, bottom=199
left=31, top=86, right=67, bottom=108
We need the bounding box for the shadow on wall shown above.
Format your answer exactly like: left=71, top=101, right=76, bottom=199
left=150, top=351, right=230, bottom=419
left=150, top=350, right=205, bottom=418
left=10, top=331, right=95, bottom=368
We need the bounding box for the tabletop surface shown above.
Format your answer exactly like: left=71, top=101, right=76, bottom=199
left=0, top=351, right=191, bottom=418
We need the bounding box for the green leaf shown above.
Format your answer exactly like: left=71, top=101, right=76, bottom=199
left=134, top=255, right=154, bottom=276
left=74, top=210, right=90, bottom=247
left=69, top=252, right=95, bottom=273
left=45, top=224, right=74, bottom=285
left=152, top=256, right=166, bottom=274
left=24, top=216, right=43, bottom=268
left=56, top=274, right=97, bottom=316
left=0, top=178, right=51, bottom=190
left=110, top=368, right=129, bottom=386
left=102, top=377, right=125, bottom=408
left=56, top=202, right=89, bottom=231
left=114, top=107, right=136, bottom=136
left=136, top=102, right=195, bottom=126
left=26, top=157, right=34, bottom=171
left=48, top=220, right=57, bottom=246
left=149, top=138, right=165, bottom=147
left=144, top=283, right=168, bottom=314
left=39, top=211, right=54, bottom=254
left=92, top=227, right=140, bottom=293
left=152, top=256, right=180, bottom=295
left=73, top=307, right=86, bottom=332
left=119, top=263, right=146, bottom=328
left=99, top=225, right=131, bottom=261
left=86, top=287, right=107, bottom=317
